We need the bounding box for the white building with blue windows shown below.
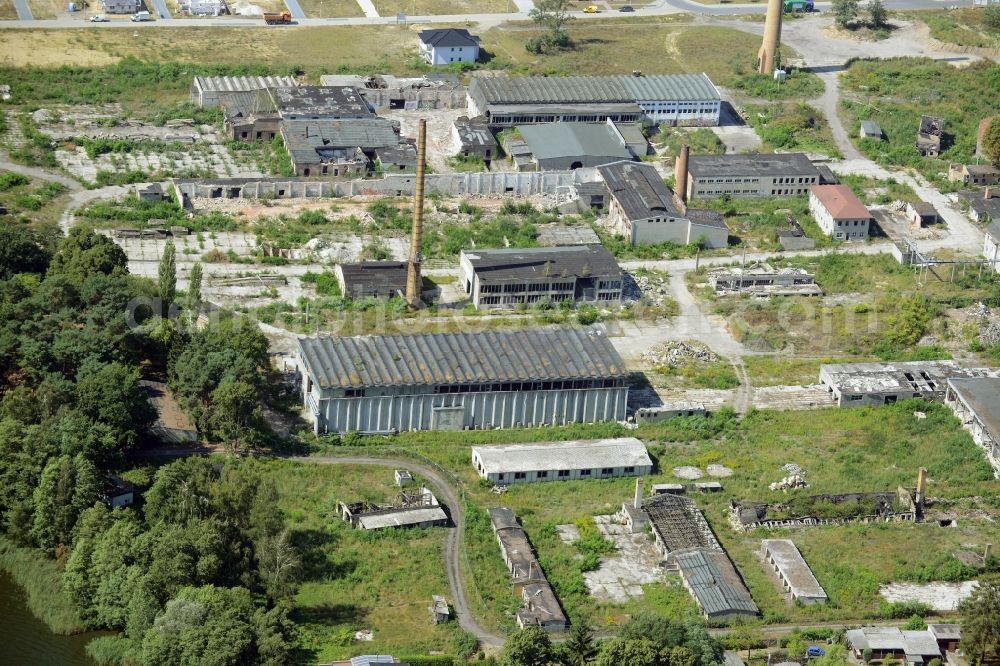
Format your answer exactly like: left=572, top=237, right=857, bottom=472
left=418, top=28, right=480, bottom=66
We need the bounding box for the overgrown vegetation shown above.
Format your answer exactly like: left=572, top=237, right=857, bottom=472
left=0, top=226, right=295, bottom=663
left=840, top=58, right=1000, bottom=183
left=729, top=69, right=824, bottom=101
left=746, top=103, right=841, bottom=157
left=910, top=7, right=1000, bottom=50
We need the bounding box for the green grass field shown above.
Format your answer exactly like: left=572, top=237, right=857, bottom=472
left=908, top=8, right=1000, bottom=50
left=295, top=0, right=365, bottom=17
left=259, top=461, right=461, bottom=661
left=327, top=401, right=1000, bottom=630
left=839, top=58, right=1000, bottom=183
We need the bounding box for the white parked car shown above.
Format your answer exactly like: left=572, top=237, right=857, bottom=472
left=89, top=14, right=109, bottom=21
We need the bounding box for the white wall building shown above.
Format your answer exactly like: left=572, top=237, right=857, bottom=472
left=985, top=222, right=1000, bottom=273
left=809, top=184, right=871, bottom=240
left=472, top=438, right=653, bottom=484
left=418, top=28, right=480, bottom=66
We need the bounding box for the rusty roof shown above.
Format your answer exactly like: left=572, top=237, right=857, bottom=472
left=810, top=184, right=871, bottom=220
left=298, top=327, right=627, bottom=390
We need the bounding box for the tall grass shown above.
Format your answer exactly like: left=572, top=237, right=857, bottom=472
left=0, top=536, right=84, bottom=635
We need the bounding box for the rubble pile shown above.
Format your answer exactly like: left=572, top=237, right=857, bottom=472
left=770, top=475, right=808, bottom=491
left=641, top=340, right=719, bottom=367
left=624, top=271, right=669, bottom=302
left=967, top=302, right=1000, bottom=348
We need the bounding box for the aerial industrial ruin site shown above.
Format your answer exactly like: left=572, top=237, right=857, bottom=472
left=1, top=0, right=1000, bottom=665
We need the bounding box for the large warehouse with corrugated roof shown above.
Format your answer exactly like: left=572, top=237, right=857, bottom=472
left=467, top=73, right=721, bottom=126
left=296, top=327, right=629, bottom=434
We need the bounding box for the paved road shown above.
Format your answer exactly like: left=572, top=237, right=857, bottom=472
left=11, top=0, right=32, bottom=20
left=284, top=0, right=307, bottom=20
left=147, top=0, right=172, bottom=20
left=0, top=0, right=976, bottom=28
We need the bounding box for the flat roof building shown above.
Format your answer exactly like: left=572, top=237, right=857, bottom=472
left=339, top=486, right=448, bottom=530
left=709, top=264, right=822, bottom=297
left=297, top=327, right=629, bottom=434
left=452, top=116, right=498, bottom=163
left=279, top=119, right=399, bottom=177
left=335, top=262, right=408, bottom=300
left=191, top=75, right=297, bottom=108
left=515, top=122, right=634, bottom=171
left=272, top=86, right=374, bottom=120
left=684, top=153, right=820, bottom=200
left=459, top=245, right=623, bottom=310
left=468, top=73, right=720, bottom=127
left=946, top=377, right=1000, bottom=476
left=820, top=361, right=1000, bottom=408
left=809, top=184, right=872, bottom=240
left=846, top=628, right=942, bottom=664
left=597, top=161, right=728, bottom=248
left=471, top=437, right=652, bottom=484
left=761, top=539, right=827, bottom=604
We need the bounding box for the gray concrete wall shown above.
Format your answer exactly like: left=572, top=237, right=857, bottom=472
left=310, top=387, right=628, bottom=434
left=174, top=171, right=576, bottom=203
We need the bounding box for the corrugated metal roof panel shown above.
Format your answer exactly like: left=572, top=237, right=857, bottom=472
left=298, top=327, right=627, bottom=390
left=674, top=549, right=758, bottom=617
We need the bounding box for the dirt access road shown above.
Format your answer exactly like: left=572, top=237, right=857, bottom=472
left=291, top=454, right=505, bottom=648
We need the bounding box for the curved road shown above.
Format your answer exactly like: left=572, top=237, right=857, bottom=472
left=290, top=454, right=505, bottom=648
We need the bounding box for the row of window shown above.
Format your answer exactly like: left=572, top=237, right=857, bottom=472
left=492, top=114, right=641, bottom=125
left=771, top=188, right=810, bottom=196
left=695, top=189, right=761, bottom=196
left=836, top=219, right=867, bottom=226
left=480, top=281, right=578, bottom=294
left=477, top=293, right=576, bottom=305
left=697, top=177, right=762, bottom=184
left=498, top=466, right=637, bottom=481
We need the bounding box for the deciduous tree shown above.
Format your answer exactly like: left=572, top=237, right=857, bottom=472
left=983, top=116, right=1000, bottom=169
left=959, top=574, right=1000, bottom=665
left=867, top=0, right=888, bottom=28
left=501, top=626, right=557, bottom=666
left=832, top=0, right=859, bottom=28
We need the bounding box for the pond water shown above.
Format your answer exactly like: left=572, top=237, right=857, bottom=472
left=0, top=570, right=97, bottom=666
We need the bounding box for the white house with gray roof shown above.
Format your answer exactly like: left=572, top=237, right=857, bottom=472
left=471, top=438, right=652, bottom=484
left=419, top=29, right=480, bottom=66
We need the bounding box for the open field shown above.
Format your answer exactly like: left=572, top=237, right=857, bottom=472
left=839, top=58, right=1000, bottom=183
left=689, top=252, right=1000, bottom=357
left=0, top=1, right=17, bottom=20
left=907, top=8, right=1000, bottom=50
left=376, top=0, right=515, bottom=15
left=0, top=22, right=821, bottom=109
left=0, top=25, right=422, bottom=70
left=741, top=356, right=826, bottom=387
left=345, top=400, right=1000, bottom=628
left=27, top=0, right=57, bottom=19
left=289, top=0, right=365, bottom=16
left=482, top=21, right=793, bottom=82
left=259, top=460, right=461, bottom=662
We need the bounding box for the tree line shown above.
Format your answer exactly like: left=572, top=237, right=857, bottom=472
left=0, top=225, right=295, bottom=664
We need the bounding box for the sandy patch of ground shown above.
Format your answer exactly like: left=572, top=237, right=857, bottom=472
left=879, top=581, right=978, bottom=611
left=673, top=466, right=703, bottom=480
left=0, top=31, right=119, bottom=67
